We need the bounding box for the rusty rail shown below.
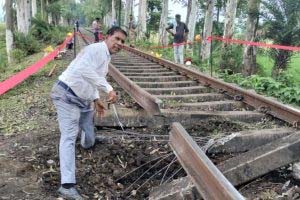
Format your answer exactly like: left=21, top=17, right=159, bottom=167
left=122, top=46, right=300, bottom=126
left=109, top=63, right=162, bottom=115
left=169, top=122, right=245, bottom=200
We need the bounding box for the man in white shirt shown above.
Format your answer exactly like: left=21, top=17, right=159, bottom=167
left=51, top=26, right=127, bottom=199
left=92, top=17, right=101, bottom=42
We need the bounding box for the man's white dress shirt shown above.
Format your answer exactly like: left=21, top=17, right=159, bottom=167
left=59, top=42, right=113, bottom=101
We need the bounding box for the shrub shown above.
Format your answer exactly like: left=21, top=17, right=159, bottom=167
left=11, top=49, right=26, bottom=63
left=14, top=32, right=41, bottom=55
left=0, top=53, right=7, bottom=72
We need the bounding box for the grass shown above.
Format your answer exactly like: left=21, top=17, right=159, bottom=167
left=287, top=54, right=300, bottom=84
left=0, top=23, right=7, bottom=70
left=257, top=52, right=300, bottom=85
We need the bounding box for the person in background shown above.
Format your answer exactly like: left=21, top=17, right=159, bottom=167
left=111, top=19, right=118, bottom=28
left=75, top=20, right=79, bottom=32
left=50, top=27, right=127, bottom=200
left=127, top=14, right=137, bottom=47
left=166, top=14, right=189, bottom=64
left=92, top=17, right=101, bottom=42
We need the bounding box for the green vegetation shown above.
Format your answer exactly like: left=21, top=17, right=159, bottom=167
left=0, top=23, right=7, bottom=72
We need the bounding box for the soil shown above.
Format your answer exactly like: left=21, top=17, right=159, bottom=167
left=1, top=33, right=299, bottom=200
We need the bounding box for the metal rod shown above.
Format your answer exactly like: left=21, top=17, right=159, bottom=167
left=123, top=153, right=174, bottom=194
left=115, top=152, right=173, bottom=182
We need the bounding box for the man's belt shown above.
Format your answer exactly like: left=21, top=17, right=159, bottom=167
left=57, top=81, right=77, bottom=97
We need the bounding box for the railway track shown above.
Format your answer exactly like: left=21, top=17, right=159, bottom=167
left=77, top=30, right=300, bottom=199
left=109, top=45, right=300, bottom=199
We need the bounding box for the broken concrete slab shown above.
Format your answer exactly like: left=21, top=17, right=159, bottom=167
left=208, top=128, right=295, bottom=154
left=150, top=131, right=300, bottom=199
left=219, top=131, right=300, bottom=186
left=94, top=107, right=157, bottom=127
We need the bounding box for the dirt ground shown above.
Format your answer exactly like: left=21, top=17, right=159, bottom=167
left=1, top=36, right=300, bottom=200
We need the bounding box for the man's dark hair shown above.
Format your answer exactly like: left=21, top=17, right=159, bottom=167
left=175, top=14, right=181, bottom=18
left=96, top=17, right=100, bottom=21
left=106, top=26, right=127, bottom=37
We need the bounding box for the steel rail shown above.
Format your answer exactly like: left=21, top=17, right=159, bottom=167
left=109, top=63, right=162, bottom=115
left=169, top=122, right=245, bottom=200
left=122, top=45, right=300, bottom=126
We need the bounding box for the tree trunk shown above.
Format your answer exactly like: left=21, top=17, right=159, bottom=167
left=137, top=0, right=147, bottom=40
left=186, top=0, right=198, bottom=43
left=219, top=0, right=238, bottom=70
left=16, top=0, right=31, bottom=35
left=5, top=0, right=14, bottom=63
left=158, top=0, right=168, bottom=46
left=103, top=13, right=112, bottom=28
left=223, top=0, right=238, bottom=40
left=123, top=0, right=133, bottom=29
left=47, top=1, right=53, bottom=24
left=111, top=0, right=116, bottom=26
left=242, top=0, right=260, bottom=76
left=41, top=0, right=46, bottom=20
left=200, top=0, right=215, bottom=60
left=31, top=0, right=37, bottom=17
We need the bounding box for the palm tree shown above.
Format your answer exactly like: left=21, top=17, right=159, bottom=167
left=261, top=0, right=300, bottom=77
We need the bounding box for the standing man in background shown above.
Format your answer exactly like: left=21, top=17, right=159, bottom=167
left=75, top=20, right=79, bottom=32
left=166, top=14, right=189, bottom=64
left=92, top=17, right=101, bottom=42
left=51, top=27, right=127, bottom=199
left=127, top=14, right=137, bottom=47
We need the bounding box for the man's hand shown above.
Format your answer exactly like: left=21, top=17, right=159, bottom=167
left=94, top=99, right=105, bottom=119
left=107, top=90, right=117, bottom=103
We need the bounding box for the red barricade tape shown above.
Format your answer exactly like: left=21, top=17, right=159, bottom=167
left=0, top=34, right=73, bottom=96
left=207, top=36, right=300, bottom=51
left=149, top=41, right=196, bottom=49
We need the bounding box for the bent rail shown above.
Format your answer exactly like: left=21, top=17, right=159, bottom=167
left=109, top=63, right=162, bottom=115
left=169, top=122, right=245, bottom=200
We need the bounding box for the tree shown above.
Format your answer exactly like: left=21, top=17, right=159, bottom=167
left=32, top=0, right=37, bottom=17
left=111, top=0, right=116, bottom=26
left=147, top=0, right=161, bottom=35
left=200, top=0, right=215, bottom=60
left=242, top=0, right=260, bottom=76
left=123, top=0, right=133, bottom=28
left=219, top=0, right=238, bottom=70
left=46, top=1, right=63, bottom=25
left=158, top=0, right=168, bottom=46
left=261, top=0, right=300, bottom=77
left=137, top=0, right=147, bottom=40
left=186, top=0, right=198, bottom=43
left=41, top=0, right=46, bottom=20
left=16, top=0, right=31, bottom=34
left=5, top=0, right=14, bottom=63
